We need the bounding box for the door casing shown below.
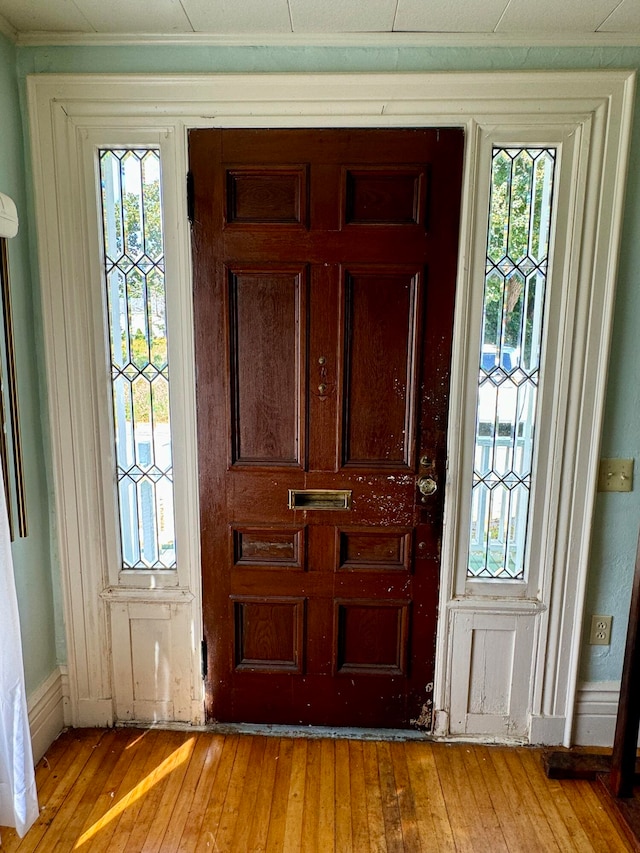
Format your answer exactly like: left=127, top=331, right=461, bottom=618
left=27, top=71, right=635, bottom=743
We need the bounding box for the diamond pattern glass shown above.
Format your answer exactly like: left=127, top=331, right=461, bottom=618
left=99, top=149, right=176, bottom=570
left=468, top=147, right=556, bottom=580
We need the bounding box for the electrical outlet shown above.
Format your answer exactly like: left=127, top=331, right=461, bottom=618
left=590, top=614, right=612, bottom=645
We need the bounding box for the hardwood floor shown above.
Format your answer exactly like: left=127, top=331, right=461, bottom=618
left=0, top=728, right=633, bottom=852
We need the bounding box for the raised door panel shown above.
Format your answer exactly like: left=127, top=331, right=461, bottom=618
left=228, top=266, right=307, bottom=467
left=225, top=166, right=308, bottom=227
left=343, top=166, right=426, bottom=226
left=338, top=529, right=411, bottom=572
left=233, top=596, right=305, bottom=673
left=341, top=267, right=421, bottom=469
left=334, top=600, right=410, bottom=676
left=233, top=526, right=306, bottom=569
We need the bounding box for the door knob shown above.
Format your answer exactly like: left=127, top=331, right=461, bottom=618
left=417, top=476, right=437, bottom=496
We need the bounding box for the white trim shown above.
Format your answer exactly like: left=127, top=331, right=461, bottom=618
left=25, top=71, right=636, bottom=121
left=26, top=71, right=635, bottom=740
left=100, top=586, right=195, bottom=604
left=13, top=31, right=640, bottom=48
left=560, top=79, right=637, bottom=745
left=27, top=667, right=68, bottom=763
left=572, top=681, right=640, bottom=747
left=453, top=126, right=585, bottom=603
left=78, top=127, right=199, bottom=596
left=439, top=120, right=603, bottom=740
left=434, top=79, right=634, bottom=743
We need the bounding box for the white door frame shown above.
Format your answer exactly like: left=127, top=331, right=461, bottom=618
left=27, top=71, right=635, bottom=742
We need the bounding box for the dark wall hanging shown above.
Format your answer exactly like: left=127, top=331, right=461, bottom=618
left=0, top=192, right=27, bottom=539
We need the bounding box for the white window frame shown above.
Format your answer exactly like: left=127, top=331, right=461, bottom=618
left=27, top=72, right=634, bottom=741
left=84, top=131, right=190, bottom=589
left=455, top=127, right=580, bottom=599
left=444, top=123, right=593, bottom=739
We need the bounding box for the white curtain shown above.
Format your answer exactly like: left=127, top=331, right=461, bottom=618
left=0, top=466, right=38, bottom=838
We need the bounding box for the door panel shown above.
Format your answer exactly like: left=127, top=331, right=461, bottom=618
left=233, top=526, right=305, bottom=567
left=342, top=267, right=420, bottom=467
left=335, top=600, right=410, bottom=676
left=338, top=529, right=411, bottom=571
left=344, top=167, right=425, bottom=225
left=226, top=166, right=308, bottom=226
left=190, top=128, right=464, bottom=727
left=229, top=266, right=306, bottom=466
left=233, top=596, right=305, bottom=673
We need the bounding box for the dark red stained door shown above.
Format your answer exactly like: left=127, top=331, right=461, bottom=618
left=190, top=128, right=464, bottom=727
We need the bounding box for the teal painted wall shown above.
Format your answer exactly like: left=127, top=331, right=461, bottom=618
left=0, top=33, right=57, bottom=695
left=9, top=41, right=640, bottom=689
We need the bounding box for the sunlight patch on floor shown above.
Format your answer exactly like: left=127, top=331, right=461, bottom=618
left=73, top=736, right=195, bottom=849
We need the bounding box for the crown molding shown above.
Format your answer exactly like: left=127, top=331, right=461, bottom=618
left=0, top=13, right=17, bottom=43
left=14, top=30, right=640, bottom=49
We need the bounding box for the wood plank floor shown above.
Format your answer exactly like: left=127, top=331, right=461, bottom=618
left=0, top=728, right=633, bottom=852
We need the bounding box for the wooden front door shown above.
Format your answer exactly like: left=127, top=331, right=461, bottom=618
left=190, top=129, right=464, bottom=727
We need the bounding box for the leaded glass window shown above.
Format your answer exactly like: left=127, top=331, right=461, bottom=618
left=468, top=147, right=556, bottom=580
left=99, top=148, right=176, bottom=570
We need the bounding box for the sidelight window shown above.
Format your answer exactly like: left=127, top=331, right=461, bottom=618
left=99, top=148, right=176, bottom=570
left=467, top=147, right=556, bottom=581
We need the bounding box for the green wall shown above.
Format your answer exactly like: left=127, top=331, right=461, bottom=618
left=0, top=32, right=57, bottom=695
left=9, top=40, right=640, bottom=690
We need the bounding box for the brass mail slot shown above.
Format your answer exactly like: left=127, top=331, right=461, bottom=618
left=288, top=489, right=352, bottom=511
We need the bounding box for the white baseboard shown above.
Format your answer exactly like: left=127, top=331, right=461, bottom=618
left=22, top=673, right=635, bottom=753
left=571, top=680, right=638, bottom=747
left=27, top=666, right=68, bottom=763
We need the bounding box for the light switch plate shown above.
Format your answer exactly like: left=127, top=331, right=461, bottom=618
left=598, top=458, right=634, bottom=492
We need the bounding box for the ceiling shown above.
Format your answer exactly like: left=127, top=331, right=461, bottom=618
left=0, top=0, right=639, bottom=44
